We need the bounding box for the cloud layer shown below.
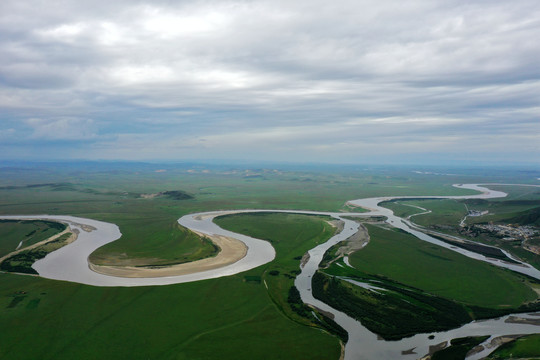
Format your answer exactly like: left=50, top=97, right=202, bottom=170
left=1, top=0, right=539, bottom=164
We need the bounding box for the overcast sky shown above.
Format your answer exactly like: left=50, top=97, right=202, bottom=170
left=1, top=0, right=539, bottom=165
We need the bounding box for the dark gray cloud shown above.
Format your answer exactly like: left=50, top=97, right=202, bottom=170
left=0, top=0, right=539, bottom=164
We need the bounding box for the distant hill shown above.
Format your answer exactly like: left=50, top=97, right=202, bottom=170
left=161, top=190, right=194, bottom=200
left=503, top=206, right=540, bottom=226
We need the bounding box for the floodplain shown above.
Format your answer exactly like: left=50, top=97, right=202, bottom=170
left=0, top=161, right=539, bottom=359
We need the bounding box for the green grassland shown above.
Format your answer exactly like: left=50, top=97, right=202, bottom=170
left=381, top=187, right=540, bottom=271
left=378, top=201, right=429, bottom=219
left=312, top=271, right=474, bottom=340
left=381, top=184, right=540, bottom=230
left=90, top=221, right=218, bottom=267
left=382, top=199, right=467, bottom=227
left=0, top=164, right=482, bottom=217
left=486, top=334, right=540, bottom=359
left=467, top=201, right=540, bottom=226
left=501, top=243, right=540, bottom=271
left=431, top=336, right=490, bottom=360
left=0, top=205, right=344, bottom=359
left=0, top=272, right=340, bottom=360
left=346, top=225, right=536, bottom=307
left=465, top=198, right=540, bottom=270
left=214, top=213, right=339, bottom=327
left=0, top=220, right=66, bottom=257
left=0, top=163, right=539, bottom=358
left=1, top=232, right=73, bottom=274
left=0, top=165, right=484, bottom=266
left=315, top=223, right=539, bottom=339
left=487, top=184, right=540, bottom=202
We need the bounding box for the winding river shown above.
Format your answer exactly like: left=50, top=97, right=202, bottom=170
left=1, top=184, right=540, bottom=359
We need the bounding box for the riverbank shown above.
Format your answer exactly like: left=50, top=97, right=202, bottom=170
left=2, top=184, right=540, bottom=359
left=89, top=232, right=247, bottom=278
left=0, top=226, right=77, bottom=268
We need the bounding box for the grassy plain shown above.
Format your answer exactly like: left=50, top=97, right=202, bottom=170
left=382, top=199, right=467, bottom=227
left=345, top=225, right=536, bottom=307
left=0, top=162, right=539, bottom=358
left=312, top=271, right=474, bottom=339
left=0, top=174, right=347, bottom=359
left=214, top=213, right=337, bottom=325
left=382, top=183, right=540, bottom=229
left=378, top=201, right=428, bottom=218
left=316, top=223, right=538, bottom=339
left=90, top=221, right=218, bottom=266
left=0, top=272, right=340, bottom=360
left=0, top=220, right=65, bottom=257
left=0, top=165, right=487, bottom=266
left=1, top=232, right=73, bottom=274
left=486, top=334, right=540, bottom=359
left=381, top=186, right=540, bottom=271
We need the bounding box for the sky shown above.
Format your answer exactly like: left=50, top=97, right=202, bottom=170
left=0, top=0, right=539, bottom=165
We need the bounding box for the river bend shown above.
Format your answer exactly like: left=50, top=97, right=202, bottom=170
left=1, top=183, right=539, bottom=359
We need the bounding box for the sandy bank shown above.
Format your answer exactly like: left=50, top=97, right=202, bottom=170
left=89, top=232, right=248, bottom=278
left=335, top=223, right=370, bottom=257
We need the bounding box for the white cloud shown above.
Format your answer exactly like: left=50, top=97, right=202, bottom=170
left=37, top=22, right=87, bottom=41
left=141, top=6, right=231, bottom=39
left=24, top=118, right=97, bottom=140
left=0, top=0, right=538, bottom=163
left=108, top=64, right=176, bottom=84
left=96, top=21, right=129, bottom=46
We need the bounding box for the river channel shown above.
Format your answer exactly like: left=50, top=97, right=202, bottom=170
left=1, top=184, right=539, bottom=359
left=294, top=184, right=540, bottom=359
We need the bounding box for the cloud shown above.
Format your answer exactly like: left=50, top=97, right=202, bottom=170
left=0, top=0, right=539, bottom=164
left=24, top=118, right=97, bottom=140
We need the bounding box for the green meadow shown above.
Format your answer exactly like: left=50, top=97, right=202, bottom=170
left=381, top=183, right=540, bottom=230
left=0, top=220, right=66, bottom=257
left=317, top=223, right=539, bottom=339
left=0, top=175, right=347, bottom=359
left=0, top=166, right=486, bottom=267
left=90, top=220, right=218, bottom=267
left=486, top=334, right=540, bottom=359
left=0, top=272, right=340, bottom=360
left=0, top=211, right=343, bottom=360
left=347, top=225, right=537, bottom=307
left=215, top=212, right=338, bottom=325
left=1, top=232, right=73, bottom=274
left=381, top=188, right=540, bottom=271
left=382, top=199, right=468, bottom=227
left=0, top=163, right=539, bottom=358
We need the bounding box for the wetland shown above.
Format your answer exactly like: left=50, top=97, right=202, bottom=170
left=1, top=162, right=539, bottom=359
